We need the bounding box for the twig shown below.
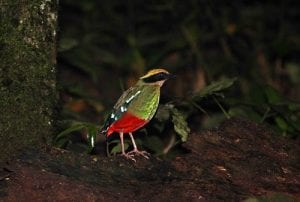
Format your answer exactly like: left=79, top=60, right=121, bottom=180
left=213, top=95, right=230, bottom=119
left=163, top=134, right=176, bottom=154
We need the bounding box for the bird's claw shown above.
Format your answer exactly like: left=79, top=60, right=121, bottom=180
left=120, top=150, right=150, bottom=162
left=121, top=153, right=136, bottom=162
left=127, top=149, right=150, bottom=159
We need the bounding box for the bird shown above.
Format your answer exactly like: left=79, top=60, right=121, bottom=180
left=99, top=68, right=173, bottom=161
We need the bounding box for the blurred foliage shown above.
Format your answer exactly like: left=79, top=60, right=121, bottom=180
left=54, top=121, right=99, bottom=153
left=56, top=0, right=300, bottom=155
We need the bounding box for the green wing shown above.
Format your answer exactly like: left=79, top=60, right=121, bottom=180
left=113, top=85, right=141, bottom=110
left=100, top=84, right=142, bottom=133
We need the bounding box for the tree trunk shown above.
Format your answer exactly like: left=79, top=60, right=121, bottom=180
left=0, top=0, right=57, bottom=163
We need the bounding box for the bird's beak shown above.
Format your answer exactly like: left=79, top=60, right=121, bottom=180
left=167, top=74, right=176, bottom=80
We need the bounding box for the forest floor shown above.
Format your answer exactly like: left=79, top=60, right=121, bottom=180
left=1, top=119, right=299, bottom=201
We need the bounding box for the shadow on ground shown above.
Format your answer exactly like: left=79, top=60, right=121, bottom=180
left=1, top=119, right=299, bottom=201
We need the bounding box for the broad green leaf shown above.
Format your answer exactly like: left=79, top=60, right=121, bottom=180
left=194, top=77, right=237, bottom=99
left=275, top=117, right=288, bottom=132
left=171, top=108, right=190, bottom=142
left=264, top=86, right=282, bottom=105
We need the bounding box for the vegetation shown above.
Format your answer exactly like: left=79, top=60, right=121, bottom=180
left=56, top=1, right=300, bottom=155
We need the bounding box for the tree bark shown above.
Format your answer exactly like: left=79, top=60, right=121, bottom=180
left=0, top=0, right=57, bottom=163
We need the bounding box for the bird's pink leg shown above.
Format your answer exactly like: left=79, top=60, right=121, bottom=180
left=127, top=132, right=150, bottom=159
left=119, top=132, right=136, bottom=162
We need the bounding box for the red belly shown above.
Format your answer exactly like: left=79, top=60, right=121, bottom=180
left=107, top=112, right=148, bottom=136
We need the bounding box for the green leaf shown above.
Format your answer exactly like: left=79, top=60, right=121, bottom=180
left=228, top=106, right=264, bottom=122
left=54, top=122, right=100, bottom=152
left=193, top=77, right=236, bottom=99
left=264, top=86, right=282, bottom=105
left=87, top=125, right=98, bottom=149
left=288, top=102, right=300, bottom=111
left=275, top=116, right=288, bottom=132
left=54, top=138, right=70, bottom=148
left=55, top=124, right=86, bottom=142
left=171, top=108, right=190, bottom=142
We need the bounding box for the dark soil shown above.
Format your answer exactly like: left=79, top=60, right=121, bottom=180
left=1, top=119, right=299, bottom=201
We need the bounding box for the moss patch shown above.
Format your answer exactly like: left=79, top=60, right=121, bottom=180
left=0, top=0, right=57, bottom=163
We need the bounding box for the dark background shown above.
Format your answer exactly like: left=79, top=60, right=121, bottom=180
left=56, top=0, right=300, bottom=153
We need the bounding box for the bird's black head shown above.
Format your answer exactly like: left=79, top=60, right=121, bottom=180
left=140, top=68, right=173, bottom=83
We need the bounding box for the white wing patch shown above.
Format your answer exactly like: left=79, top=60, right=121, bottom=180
left=125, top=90, right=141, bottom=104
left=110, top=113, right=118, bottom=120
left=120, top=106, right=127, bottom=112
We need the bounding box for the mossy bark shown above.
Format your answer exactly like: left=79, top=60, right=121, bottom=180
left=0, top=0, right=57, bottom=163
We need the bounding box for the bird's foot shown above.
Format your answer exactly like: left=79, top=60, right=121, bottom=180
left=127, top=149, right=150, bottom=159
left=121, top=153, right=136, bottom=162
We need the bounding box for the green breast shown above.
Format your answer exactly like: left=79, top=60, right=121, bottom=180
left=128, top=85, right=160, bottom=120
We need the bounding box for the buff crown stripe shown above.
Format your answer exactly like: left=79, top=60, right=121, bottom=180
left=140, top=68, right=169, bottom=79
